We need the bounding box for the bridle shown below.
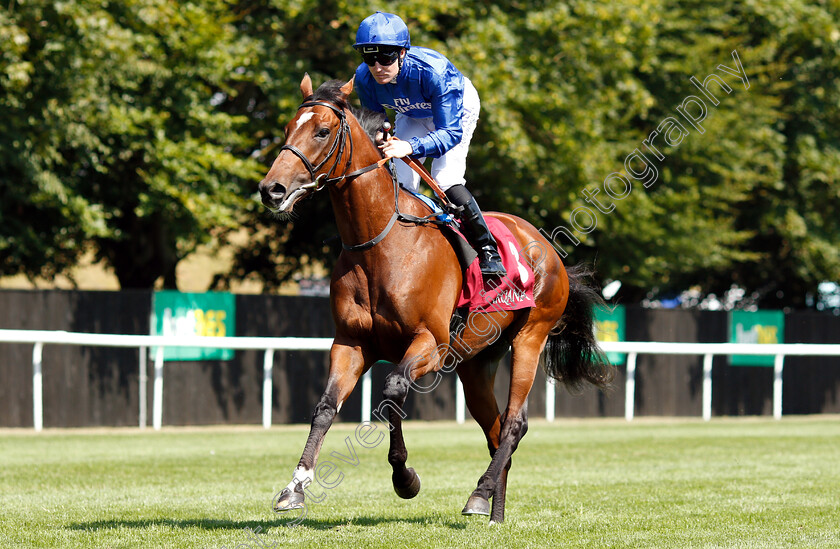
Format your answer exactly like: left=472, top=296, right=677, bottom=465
left=279, top=100, right=352, bottom=192
left=280, top=98, right=447, bottom=251
left=280, top=99, right=388, bottom=192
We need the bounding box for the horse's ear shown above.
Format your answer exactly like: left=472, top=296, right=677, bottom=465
left=339, top=76, right=355, bottom=98
left=300, top=73, right=313, bottom=98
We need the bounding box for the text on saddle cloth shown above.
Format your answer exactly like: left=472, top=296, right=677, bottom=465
left=456, top=217, right=536, bottom=313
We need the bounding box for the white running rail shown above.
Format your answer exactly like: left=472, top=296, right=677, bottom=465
left=597, top=341, right=840, bottom=422
left=1, top=330, right=838, bottom=430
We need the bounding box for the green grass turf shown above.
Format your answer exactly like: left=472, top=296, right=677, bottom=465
left=1, top=417, right=838, bottom=548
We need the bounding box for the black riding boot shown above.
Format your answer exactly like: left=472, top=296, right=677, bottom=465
left=445, top=185, right=506, bottom=278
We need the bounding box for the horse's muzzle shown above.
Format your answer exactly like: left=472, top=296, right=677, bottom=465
left=259, top=179, right=287, bottom=209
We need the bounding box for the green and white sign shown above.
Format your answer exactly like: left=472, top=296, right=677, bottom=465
left=152, top=291, right=235, bottom=361
left=728, top=310, right=784, bottom=366
left=594, top=304, right=626, bottom=365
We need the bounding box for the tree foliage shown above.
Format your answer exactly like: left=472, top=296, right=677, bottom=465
left=2, top=0, right=838, bottom=308
left=1, top=0, right=261, bottom=288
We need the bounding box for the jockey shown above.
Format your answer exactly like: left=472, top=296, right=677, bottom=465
left=352, top=11, right=506, bottom=278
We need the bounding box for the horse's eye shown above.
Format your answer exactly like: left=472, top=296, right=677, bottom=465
left=316, top=128, right=330, bottom=139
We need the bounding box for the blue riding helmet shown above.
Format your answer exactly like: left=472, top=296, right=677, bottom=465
left=353, top=11, right=411, bottom=51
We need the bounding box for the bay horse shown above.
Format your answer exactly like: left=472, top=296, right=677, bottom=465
left=258, top=75, right=614, bottom=524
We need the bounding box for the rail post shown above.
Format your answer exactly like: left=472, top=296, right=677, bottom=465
left=702, top=353, right=713, bottom=421
left=152, top=346, right=164, bottom=430
left=263, top=349, right=275, bottom=429
left=545, top=377, right=556, bottom=422
left=139, top=346, right=147, bottom=429
left=455, top=376, right=465, bottom=424
left=625, top=352, right=637, bottom=421
left=773, top=354, right=784, bottom=420
left=33, top=342, right=44, bottom=432
left=357, top=369, right=370, bottom=423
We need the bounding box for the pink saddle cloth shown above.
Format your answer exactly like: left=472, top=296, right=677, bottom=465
left=456, top=216, right=536, bottom=312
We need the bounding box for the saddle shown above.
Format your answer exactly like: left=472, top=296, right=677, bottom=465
left=403, top=189, right=536, bottom=314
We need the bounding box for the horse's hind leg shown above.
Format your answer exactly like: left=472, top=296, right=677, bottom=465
left=456, top=343, right=508, bottom=518
left=464, top=335, right=545, bottom=523
left=274, top=340, right=366, bottom=513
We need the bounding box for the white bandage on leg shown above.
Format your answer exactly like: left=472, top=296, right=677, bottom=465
left=285, top=466, right=314, bottom=492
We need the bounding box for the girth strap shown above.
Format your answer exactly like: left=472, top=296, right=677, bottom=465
left=342, top=211, right=400, bottom=252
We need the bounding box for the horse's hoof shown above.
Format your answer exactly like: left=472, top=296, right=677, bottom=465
left=393, top=467, right=421, bottom=499
left=273, top=487, right=305, bottom=512
left=461, top=495, right=490, bottom=516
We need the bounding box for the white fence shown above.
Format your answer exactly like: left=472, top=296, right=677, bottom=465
left=1, top=329, right=839, bottom=431
left=595, top=341, right=840, bottom=422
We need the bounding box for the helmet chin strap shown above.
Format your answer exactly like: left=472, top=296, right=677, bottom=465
left=392, top=50, right=405, bottom=82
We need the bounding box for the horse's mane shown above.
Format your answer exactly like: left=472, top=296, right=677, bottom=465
left=311, top=80, right=387, bottom=143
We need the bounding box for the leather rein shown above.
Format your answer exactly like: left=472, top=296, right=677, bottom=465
left=281, top=99, right=448, bottom=252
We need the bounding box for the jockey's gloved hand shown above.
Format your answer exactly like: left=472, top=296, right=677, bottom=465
left=380, top=136, right=413, bottom=159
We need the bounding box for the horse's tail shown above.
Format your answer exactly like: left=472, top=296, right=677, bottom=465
left=542, top=263, right=615, bottom=391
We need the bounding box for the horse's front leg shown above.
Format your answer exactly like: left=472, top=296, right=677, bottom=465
left=381, top=331, right=441, bottom=499
left=274, top=340, right=366, bottom=513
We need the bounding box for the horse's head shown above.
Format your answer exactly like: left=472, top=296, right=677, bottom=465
left=259, top=74, right=355, bottom=213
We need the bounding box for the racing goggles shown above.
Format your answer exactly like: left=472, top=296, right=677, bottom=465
left=361, top=47, right=401, bottom=67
